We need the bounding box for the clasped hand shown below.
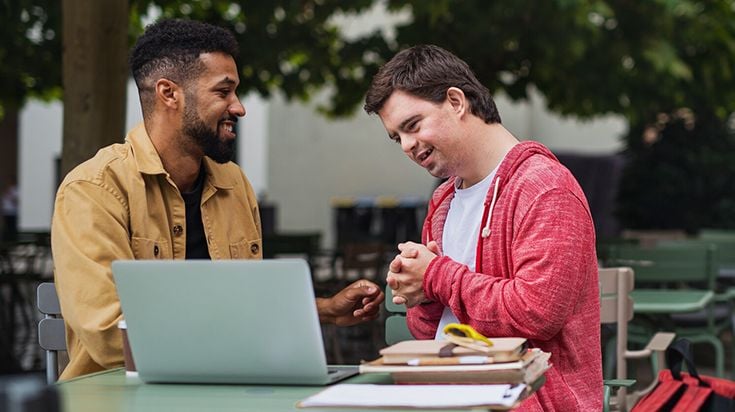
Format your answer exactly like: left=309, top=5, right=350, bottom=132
left=386, top=241, right=438, bottom=308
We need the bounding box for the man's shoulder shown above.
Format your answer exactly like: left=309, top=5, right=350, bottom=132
left=511, top=151, right=577, bottom=192
left=507, top=154, right=592, bottom=222
left=60, top=141, right=133, bottom=190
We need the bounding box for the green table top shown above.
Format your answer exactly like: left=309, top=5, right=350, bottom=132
left=631, top=289, right=714, bottom=313
left=57, top=368, right=505, bottom=411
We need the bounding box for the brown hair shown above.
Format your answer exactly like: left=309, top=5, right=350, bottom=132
left=364, top=44, right=501, bottom=124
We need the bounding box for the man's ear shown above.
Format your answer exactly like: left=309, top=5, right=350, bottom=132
left=446, top=87, right=467, bottom=117
left=155, top=78, right=181, bottom=110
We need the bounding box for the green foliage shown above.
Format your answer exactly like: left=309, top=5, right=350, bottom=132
left=374, top=0, right=735, bottom=232
left=0, top=0, right=393, bottom=119
left=129, top=0, right=392, bottom=117
left=0, top=0, right=62, bottom=119
left=617, top=113, right=735, bottom=232
left=3, top=0, right=735, bottom=231
left=379, top=0, right=735, bottom=126
left=4, top=1, right=735, bottom=125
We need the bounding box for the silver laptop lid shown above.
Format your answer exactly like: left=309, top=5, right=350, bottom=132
left=112, top=259, right=334, bottom=384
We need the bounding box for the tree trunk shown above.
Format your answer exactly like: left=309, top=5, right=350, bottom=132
left=61, top=0, right=129, bottom=177
left=0, top=107, right=18, bottom=189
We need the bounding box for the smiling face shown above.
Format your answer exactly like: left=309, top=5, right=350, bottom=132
left=378, top=89, right=467, bottom=179
left=181, top=52, right=245, bottom=163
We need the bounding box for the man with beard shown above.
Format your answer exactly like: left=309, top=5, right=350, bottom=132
left=51, top=19, right=384, bottom=380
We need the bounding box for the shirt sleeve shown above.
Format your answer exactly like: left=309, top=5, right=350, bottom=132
left=405, top=299, right=445, bottom=339
left=52, top=179, right=134, bottom=369
left=405, top=199, right=449, bottom=339
left=420, top=189, right=597, bottom=341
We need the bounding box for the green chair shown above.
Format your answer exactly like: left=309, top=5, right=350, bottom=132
left=660, top=236, right=735, bottom=286
left=383, top=286, right=413, bottom=345
left=659, top=238, right=735, bottom=379
left=696, top=230, right=735, bottom=280
left=697, top=230, right=735, bottom=277
left=606, top=243, right=728, bottom=377
left=599, top=267, right=675, bottom=411
left=699, top=229, right=735, bottom=241
left=680, top=233, right=735, bottom=277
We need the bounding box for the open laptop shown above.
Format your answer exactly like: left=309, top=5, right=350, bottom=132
left=111, top=259, right=358, bottom=385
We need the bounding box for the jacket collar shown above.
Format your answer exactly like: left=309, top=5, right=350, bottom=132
left=126, top=122, right=234, bottom=190
left=127, top=123, right=166, bottom=175
left=202, top=157, right=234, bottom=190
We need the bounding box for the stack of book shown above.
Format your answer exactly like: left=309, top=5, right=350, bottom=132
left=360, top=338, right=551, bottom=385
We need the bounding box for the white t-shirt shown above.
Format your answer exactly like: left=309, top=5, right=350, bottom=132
left=434, top=165, right=501, bottom=339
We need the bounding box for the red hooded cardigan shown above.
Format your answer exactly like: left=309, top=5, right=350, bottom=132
left=410, top=141, right=602, bottom=411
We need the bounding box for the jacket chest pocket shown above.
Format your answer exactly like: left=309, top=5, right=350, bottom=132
left=132, top=237, right=171, bottom=259
left=229, top=238, right=262, bottom=259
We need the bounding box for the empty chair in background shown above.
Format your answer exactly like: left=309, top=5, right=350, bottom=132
left=605, top=242, right=730, bottom=377
left=599, top=267, right=675, bottom=411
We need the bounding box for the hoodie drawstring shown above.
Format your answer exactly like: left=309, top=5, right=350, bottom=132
left=481, top=177, right=501, bottom=238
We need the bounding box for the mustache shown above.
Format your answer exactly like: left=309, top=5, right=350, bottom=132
left=220, top=114, right=238, bottom=123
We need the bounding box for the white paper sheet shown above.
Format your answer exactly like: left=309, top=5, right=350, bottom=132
left=298, top=383, right=526, bottom=409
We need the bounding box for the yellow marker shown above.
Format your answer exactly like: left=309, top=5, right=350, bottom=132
left=443, top=323, right=493, bottom=349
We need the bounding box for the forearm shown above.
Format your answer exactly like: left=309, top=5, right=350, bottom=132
left=423, top=255, right=576, bottom=340
left=315, top=297, right=335, bottom=324
left=422, top=193, right=596, bottom=340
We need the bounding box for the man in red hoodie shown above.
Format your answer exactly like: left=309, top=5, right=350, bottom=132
left=364, top=45, right=602, bottom=411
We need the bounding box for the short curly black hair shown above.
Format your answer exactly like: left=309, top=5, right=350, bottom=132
left=130, top=19, right=239, bottom=116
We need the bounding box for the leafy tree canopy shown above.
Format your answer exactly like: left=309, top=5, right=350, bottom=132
left=0, top=0, right=392, bottom=121
left=617, top=112, right=735, bottom=232
left=5, top=1, right=735, bottom=233
left=0, top=0, right=61, bottom=119
left=129, top=0, right=391, bottom=117
left=4, top=0, right=735, bottom=126
left=378, top=0, right=735, bottom=127
left=369, top=1, right=735, bottom=232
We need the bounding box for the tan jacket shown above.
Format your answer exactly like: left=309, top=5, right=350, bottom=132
left=52, top=123, right=262, bottom=379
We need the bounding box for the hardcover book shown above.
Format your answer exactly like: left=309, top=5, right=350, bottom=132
left=360, top=347, right=551, bottom=385
left=379, top=337, right=529, bottom=364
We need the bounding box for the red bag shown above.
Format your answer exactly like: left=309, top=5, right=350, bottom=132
left=632, top=339, right=735, bottom=411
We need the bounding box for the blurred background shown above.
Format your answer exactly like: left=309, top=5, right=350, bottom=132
left=2, top=0, right=735, bottom=400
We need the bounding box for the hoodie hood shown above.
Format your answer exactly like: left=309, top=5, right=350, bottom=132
left=423, top=141, right=562, bottom=251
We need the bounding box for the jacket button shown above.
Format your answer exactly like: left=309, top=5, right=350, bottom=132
left=250, top=243, right=259, bottom=255
left=172, top=225, right=183, bottom=236
left=153, top=245, right=160, bottom=256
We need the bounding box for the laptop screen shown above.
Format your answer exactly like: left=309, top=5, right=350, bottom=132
left=112, top=259, right=346, bottom=384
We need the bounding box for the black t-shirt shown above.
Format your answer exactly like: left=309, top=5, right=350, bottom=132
left=181, top=168, right=210, bottom=259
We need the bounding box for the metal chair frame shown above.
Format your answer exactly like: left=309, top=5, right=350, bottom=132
left=36, top=282, right=66, bottom=383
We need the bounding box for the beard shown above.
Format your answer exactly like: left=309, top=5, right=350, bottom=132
left=182, top=100, right=236, bottom=164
